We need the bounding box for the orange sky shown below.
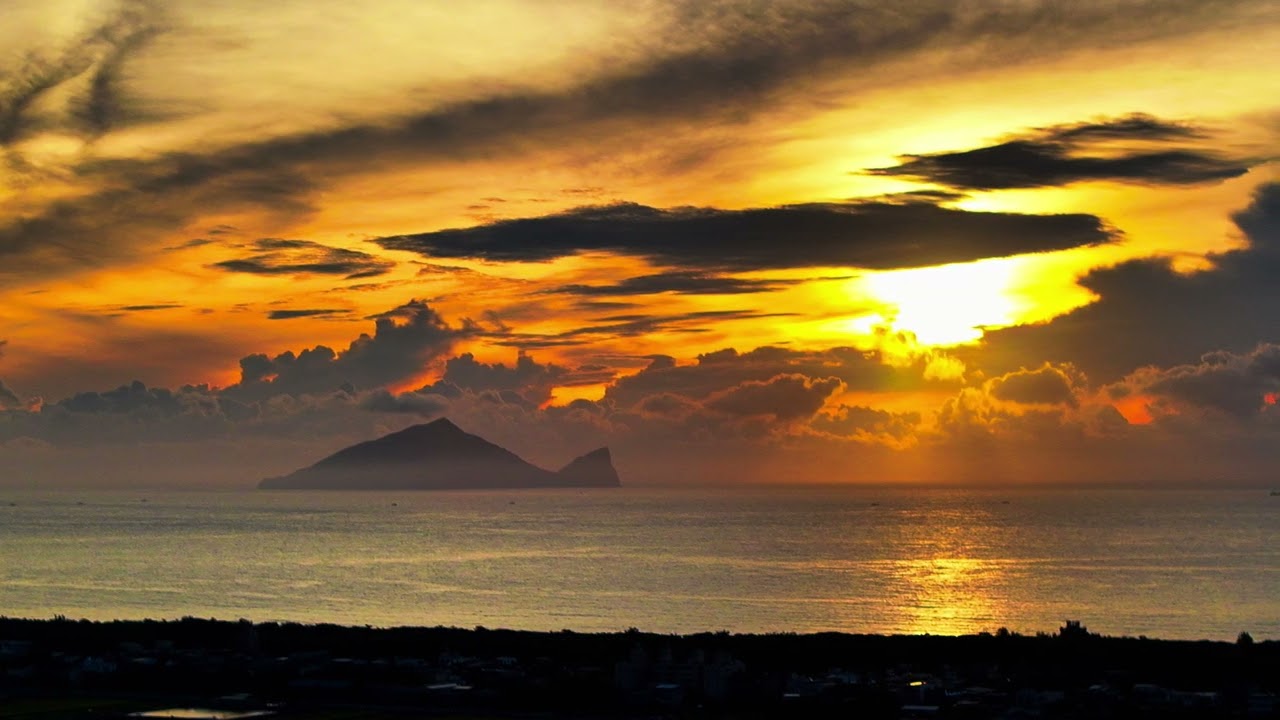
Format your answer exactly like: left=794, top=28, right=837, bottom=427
left=2, top=0, right=1279, bottom=487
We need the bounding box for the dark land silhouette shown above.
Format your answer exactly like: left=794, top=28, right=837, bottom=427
left=259, top=418, right=620, bottom=490
left=1, top=617, right=1276, bottom=719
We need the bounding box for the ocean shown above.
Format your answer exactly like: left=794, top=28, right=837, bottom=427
left=0, top=486, right=1275, bottom=640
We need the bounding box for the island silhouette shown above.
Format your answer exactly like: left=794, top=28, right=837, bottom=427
left=259, top=417, right=620, bottom=490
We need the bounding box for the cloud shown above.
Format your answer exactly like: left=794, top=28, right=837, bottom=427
left=0, top=0, right=161, bottom=145
left=604, top=345, right=957, bottom=410
left=492, top=309, right=799, bottom=349
left=57, top=379, right=187, bottom=416
left=391, top=353, right=613, bottom=411
left=705, top=373, right=844, bottom=420
left=0, top=324, right=253, bottom=403
left=424, top=352, right=567, bottom=406
left=351, top=345, right=955, bottom=473
left=118, top=303, right=182, bottom=312
left=146, top=2, right=1265, bottom=180
left=976, top=182, right=1280, bottom=382
left=634, top=392, right=700, bottom=420
left=0, top=306, right=937, bottom=482
left=0, top=379, right=22, bottom=410
left=811, top=404, right=921, bottom=441
left=378, top=200, right=1112, bottom=272
left=3, top=1, right=1262, bottom=283
left=868, top=114, right=1250, bottom=189
left=934, top=386, right=1075, bottom=445
left=73, top=5, right=163, bottom=137
left=359, top=389, right=451, bottom=418
left=0, top=380, right=244, bottom=446
left=9, top=335, right=1280, bottom=488
left=223, top=300, right=471, bottom=401
left=267, top=308, right=349, bottom=320
left=0, top=378, right=399, bottom=451
left=989, top=363, right=1081, bottom=407
left=211, top=238, right=395, bottom=279
left=547, top=270, right=795, bottom=297
left=1114, top=344, right=1280, bottom=419
left=0, top=154, right=319, bottom=286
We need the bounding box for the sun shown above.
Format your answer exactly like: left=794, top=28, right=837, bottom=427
left=854, top=257, right=1026, bottom=346
left=841, top=248, right=1102, bottom=349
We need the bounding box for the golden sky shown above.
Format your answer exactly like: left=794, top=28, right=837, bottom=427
left=2, top=0, right=1279, bottom=486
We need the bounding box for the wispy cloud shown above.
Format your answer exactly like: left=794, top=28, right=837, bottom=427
left=211, top=238, right=395, bottom=279
left=267, top=308, right=350, bottom=320
left=1, top=0, right=1268, bottom=283
left=547, top=270, right=794, bottom=297
left=0, top=0, right=161, bottom=146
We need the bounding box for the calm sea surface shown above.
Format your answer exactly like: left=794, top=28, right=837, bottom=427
left=0, top=487, right=1275, bottom=640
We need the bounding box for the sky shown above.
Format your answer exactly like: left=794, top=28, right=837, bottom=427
left=1, top=0, right=1278, bottom=487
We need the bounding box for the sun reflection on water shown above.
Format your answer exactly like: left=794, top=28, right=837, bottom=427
left=871, top=503, right=1013, bottom=636
left=891, top=556, right=1008, bottom=636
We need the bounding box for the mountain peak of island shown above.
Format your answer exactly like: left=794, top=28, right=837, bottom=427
left=259, top=418, right=621, bottom=491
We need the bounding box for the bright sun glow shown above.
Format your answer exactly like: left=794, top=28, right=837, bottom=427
left=854, top=258, right=1026, bottom=346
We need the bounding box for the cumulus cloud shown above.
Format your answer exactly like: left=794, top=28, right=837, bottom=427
left=1113, top=344, right=1280, bottom=419
left=928, top=364, right=1098, bottom=446
left=223, top=300, right=471, bottom=402
left=869, top=114, right=1250, bottom=189
left=378, top=200, right=1112, bottom=272
left=635, top=392, right=700, bottom=419
left=810, top=404, right=921, bottom=443
left=359, top=388, right=451, bottom=418
left=705, top=373, right=844, bottom=420
left=9, top=336, right=1280, bottom=488
left=366, top=352, right=601, bottom=415
left=57, top=379, right=186, bottom=416
left=420, top=352, right=568, bottom=407
left=989, top=363, right=1082, bottom=407
left=934, top=385, right=1078, bottom=444
left=603, top=345, right=952, bottom=409
left=0, top=380, right=235, bottom=446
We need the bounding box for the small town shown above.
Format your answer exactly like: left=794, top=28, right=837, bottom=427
left=2, top=618, right=1276, bottom=719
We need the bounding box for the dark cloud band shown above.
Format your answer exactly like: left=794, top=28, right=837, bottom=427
left=868, top=114, right=1250, bottom=190
left=378, top=200, right=1113, bottom=271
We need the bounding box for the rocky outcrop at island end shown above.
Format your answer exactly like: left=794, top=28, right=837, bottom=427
left=259, top=418, right=621, bottom=490
left=555, top=447, right=621, bottom=487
